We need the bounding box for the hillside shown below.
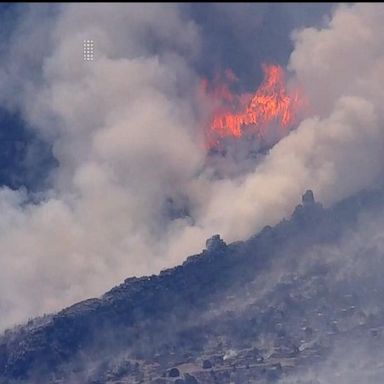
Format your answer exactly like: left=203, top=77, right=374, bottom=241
left=1, top=189, right=384, bottom=383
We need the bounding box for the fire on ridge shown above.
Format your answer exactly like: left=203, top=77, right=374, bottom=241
left=203, top=64, right=303, bottom=150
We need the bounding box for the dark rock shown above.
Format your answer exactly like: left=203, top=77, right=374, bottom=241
left=292, top=189, right=323, bottom=226
left=205, top=234, right=226, bottom=251
left=302, top=189, right=315, bottom=205
left=168, top=367, right=180, bottom=377
left=175, top=379, right=185, bottom=384
left=202, top=359, right=212, bottom=369
left=184, top=373, right=199, bottom=384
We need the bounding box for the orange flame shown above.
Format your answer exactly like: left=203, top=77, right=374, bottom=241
left=205, top=64, right=302, bottom=149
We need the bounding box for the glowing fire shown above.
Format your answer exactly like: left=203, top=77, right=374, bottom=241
left=204, top=64, right=302, bottom=148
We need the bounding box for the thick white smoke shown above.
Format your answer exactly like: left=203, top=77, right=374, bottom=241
left=0, top=3, right=384, bottom=330
left=0, top=3, right=207, bottom=329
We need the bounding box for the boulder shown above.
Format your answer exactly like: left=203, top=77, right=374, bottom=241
left=302, top=190, right=315, bottom=205
left=168, top=367, right=180, bottom=377
left=184, top=373, right=199, bottom=384
left=205, top=235, right=226, bottom=251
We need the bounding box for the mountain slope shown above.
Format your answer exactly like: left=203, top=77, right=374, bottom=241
left=1, top=188, right=384, bottom=383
